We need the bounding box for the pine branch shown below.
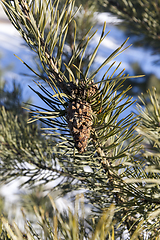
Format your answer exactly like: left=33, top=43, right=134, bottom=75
left=1, top=195, right=146, bottom=239
left=2, top=0, right=156, bottom=237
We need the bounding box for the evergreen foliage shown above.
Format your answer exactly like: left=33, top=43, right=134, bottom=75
left=0, top=194, right=147, bottom=240
left=124, top=88, right=160, bottom=238
left=100, top=0, right=160, bottom=57
left=0, top=0, right=160, bottom=238
left=0, top=196, right=116, bottom=240
left=119, top=62, right=160, bottom=97
left=99, top=0, right=160, bottom=96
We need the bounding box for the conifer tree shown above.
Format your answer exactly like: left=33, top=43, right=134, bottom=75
left=0, top=0, right=160, bottom=239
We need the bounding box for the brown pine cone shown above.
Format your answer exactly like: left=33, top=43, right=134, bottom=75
left=66, top=99, right=93, bottom=153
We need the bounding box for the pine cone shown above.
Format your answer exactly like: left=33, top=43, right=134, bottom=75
left=66, top=99, right=93, bottom=153
left=67, top=80, right=98, bottom=100
left=66, top=80, right=98, bottom=153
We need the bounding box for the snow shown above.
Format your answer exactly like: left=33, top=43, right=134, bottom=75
left=96, top=12, right=123, bottom=25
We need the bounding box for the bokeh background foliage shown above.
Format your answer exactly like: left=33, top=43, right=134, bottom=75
left=0, top=0, right=160, bottom=239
